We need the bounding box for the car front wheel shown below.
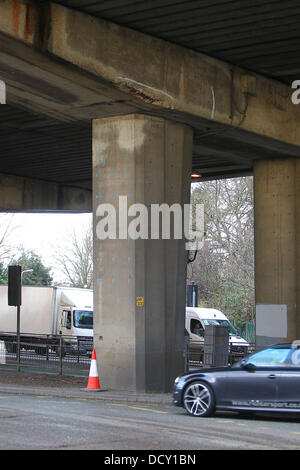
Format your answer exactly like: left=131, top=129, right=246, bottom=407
left=183, top=381, right=215, bottom=417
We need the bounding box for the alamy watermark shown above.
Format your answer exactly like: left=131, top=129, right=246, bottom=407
left=95, top=196, right=204, bottom=251
left=291, top=340, right=300, bottom=365
left=291, top=80, right=300, bottom=105
left=0, top=80, right=6, bottom=104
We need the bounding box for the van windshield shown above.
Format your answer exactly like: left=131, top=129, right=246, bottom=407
left=202, top=319, right=219, bottom=327
left=202, top=319, right=237, bottom=335
left=74, top=310, right=93, bottom=329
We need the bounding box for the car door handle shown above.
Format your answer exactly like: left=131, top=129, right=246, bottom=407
left=268, top=374, right=277, bottom=379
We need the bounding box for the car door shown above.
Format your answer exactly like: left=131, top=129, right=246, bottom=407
left=215, top=366, right=279, bottom=407
left=277, top=366, right=300, bottom=410
left=276, top=346, right=300, bottom=409
left=219, top=346, right=296, bottom=408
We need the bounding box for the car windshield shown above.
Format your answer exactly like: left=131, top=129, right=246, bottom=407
left=244, top=346, right=292, bottom=367
left=73, top=310, right=93, bottom=329
left=202, top=319, right=237, bottom=335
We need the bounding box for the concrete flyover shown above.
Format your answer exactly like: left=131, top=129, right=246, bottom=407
left=0, top=0, right=299, bottom=391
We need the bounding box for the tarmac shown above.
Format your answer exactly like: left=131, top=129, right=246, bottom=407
left=0, top=368, right=173, bottom=406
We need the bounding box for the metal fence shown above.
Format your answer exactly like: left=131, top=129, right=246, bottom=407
left=0, top=333, right=92, bottom=376
left=0, top=332, right=256, bottom=377
left=233, top=321, right=255, bottom=344
left=186, top=342, right=256, bottom=371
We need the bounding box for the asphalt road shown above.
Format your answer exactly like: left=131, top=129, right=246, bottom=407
left=1, top=393, right=300, bottom=451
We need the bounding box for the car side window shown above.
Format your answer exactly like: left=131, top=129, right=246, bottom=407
left=246, top=347, right=291, bottom=367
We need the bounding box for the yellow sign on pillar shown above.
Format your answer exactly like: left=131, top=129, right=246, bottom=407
left=136, top=297, right=144, bottom=307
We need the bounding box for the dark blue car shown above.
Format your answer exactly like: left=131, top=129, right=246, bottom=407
left=173, top=343, right=300, bottom=417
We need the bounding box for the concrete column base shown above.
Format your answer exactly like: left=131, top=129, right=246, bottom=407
left=92, top=114, right=193, bottom=392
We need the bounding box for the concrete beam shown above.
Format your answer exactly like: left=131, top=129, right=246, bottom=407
left=0, top=1, right=299, bottom=154
left=48, top=3, right=300, bottom=149
left=0, top=173, right=91, bottom=212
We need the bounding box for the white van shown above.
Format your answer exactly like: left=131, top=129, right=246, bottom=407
left=186, top=307, right=249, bottom=361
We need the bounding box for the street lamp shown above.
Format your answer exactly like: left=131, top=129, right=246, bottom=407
left=21, top=269, right=33, bottom=279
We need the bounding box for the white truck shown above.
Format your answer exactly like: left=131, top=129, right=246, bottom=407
left=186, top=306, right=249, bottom=361
left=0, top=285, right=93, bottom=356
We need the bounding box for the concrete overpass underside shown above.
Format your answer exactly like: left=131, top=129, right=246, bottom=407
left=0, top=0, right=299, bottom=391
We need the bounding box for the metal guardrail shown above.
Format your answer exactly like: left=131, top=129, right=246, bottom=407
left=0, top=333, right=93, bottom=376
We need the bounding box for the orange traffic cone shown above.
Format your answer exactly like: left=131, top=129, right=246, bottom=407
left=83, top=348, right=106, bottom=392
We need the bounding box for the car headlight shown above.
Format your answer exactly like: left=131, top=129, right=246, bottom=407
left=174, top=376, right=180, bottom=384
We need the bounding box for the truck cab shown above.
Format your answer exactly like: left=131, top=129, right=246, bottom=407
left=59, top=307, right=93, bottom=335
left=186, top=307, right=249, bottom=361
left=56, top=289, right=93, bottom=355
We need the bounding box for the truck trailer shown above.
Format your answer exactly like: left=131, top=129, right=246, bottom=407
left=0, top=285, right=93, bottom=356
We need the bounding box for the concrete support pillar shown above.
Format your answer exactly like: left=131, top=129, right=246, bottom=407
left=254, top=159, right=300, bottom=348
left=92, top=114, right=193, bottom=392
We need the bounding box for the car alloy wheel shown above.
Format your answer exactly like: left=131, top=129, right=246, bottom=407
left=183, top=381, right=215, bottom=417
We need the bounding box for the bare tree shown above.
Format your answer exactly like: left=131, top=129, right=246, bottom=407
left=0, top=214, right=20, bottom=284
left=0, top=214, right=17, bottom=260
left=53, top=221, right=93, bottom=288
left=188, top=177, right=254, bottom=322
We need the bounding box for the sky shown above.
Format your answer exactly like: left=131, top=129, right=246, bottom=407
left=3, top=212, right=92, bottom=283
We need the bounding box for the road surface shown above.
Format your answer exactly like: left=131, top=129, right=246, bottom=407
left=0, top=393, right=300, bottom=450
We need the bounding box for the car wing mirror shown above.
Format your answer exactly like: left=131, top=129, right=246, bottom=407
left=241, top=361, right=256, bottom=371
